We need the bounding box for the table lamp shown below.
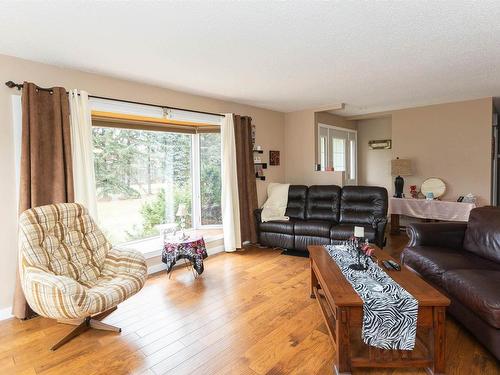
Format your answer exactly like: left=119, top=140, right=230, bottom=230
left=391, top=158, right=412, bottom=198
left=176, top=203, right=188, bottom=240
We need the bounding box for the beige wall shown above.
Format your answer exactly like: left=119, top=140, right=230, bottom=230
left=392, top=98, right=492, bottom=204
left=0, top=54, right=285, bottom=310
left=284, top=109, right=354, bottom=186
left=286, top=99, right=493, bottom=207
left=357, top=117, right=392, bottom=192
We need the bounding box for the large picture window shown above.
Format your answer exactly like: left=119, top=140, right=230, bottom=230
left=92, top=126, right=221, bottom=244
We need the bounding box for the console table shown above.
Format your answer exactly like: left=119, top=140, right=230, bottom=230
left=389, top=197, right=476, bottom=234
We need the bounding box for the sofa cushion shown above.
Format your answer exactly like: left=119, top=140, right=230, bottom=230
left=442, top=270, right=500, bottom=328
left=464, top=206, right=500, bottom=263
left=330, top=224, right=376, bottom=242
left=401, top=245, right=500, bottom=285
left=259, top=220, right=294, bottom=235
left=285, top=185, right=308, bottom=220
left=305, top=185, right=341, bottom=222
left=294, top=220, right=332, bottom=237
left=340, top=186, right=388, bottom=225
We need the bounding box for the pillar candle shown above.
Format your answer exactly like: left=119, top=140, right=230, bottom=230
left=354, top=226, right=364, bottom=238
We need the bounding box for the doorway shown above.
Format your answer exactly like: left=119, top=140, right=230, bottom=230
left=318, top=124, right=357, bottom=185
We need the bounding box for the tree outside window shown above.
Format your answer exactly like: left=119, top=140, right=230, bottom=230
left=93, top=127, right=221, bottom=244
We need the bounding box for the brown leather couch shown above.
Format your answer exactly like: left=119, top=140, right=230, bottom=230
left=401, top=206, right=500, bottom=360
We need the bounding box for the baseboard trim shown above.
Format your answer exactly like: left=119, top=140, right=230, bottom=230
left=207, top=244, right=225, bottom=256
left=147, top=263, right=168, bottom=275
left=0, top=307, right=13, bottom=321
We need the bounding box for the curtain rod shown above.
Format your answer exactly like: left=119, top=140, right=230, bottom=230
left=5, top=80, right=225, bottom=118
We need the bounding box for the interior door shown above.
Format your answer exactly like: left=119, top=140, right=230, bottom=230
left=318, top=126, right=329, bottom=171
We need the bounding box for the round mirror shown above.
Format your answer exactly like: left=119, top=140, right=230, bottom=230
left=421, top=178, right=446, bottom=199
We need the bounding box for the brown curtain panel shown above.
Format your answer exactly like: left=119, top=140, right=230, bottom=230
left=12, top=82, right=74, bottom=319
left=233, top=115, right=258, bottom=244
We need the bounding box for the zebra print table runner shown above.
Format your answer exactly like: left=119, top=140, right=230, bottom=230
left=325, top=245, right=418, bottom=350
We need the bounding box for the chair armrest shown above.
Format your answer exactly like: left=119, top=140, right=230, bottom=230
left=254, top=208, right=263, bottom=223
left=23, top=267, right=87, bottom=318
left=24, top=267, right=83, bottom=294
left=102, top=247, right=147, bottom=276
left=406, top=222, right=467, bottom=250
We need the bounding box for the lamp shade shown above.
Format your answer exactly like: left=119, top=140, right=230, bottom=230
left=391, top=158, right=412, bottom=176
left=176, top=203, right=187, bottom=217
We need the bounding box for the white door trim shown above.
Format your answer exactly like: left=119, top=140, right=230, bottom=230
left=318, top=123, right=358, bottom=133
left=317, top=123, right=358, bottom=185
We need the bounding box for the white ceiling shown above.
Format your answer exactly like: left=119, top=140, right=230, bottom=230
left=1, top=1, right=500, bottom=115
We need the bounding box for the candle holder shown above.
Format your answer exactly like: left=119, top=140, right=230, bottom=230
left=348, top=237, right=369, bottom=271
left=348, top=226, right=369, bottom=271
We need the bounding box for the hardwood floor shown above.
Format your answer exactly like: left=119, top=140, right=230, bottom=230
left=0, top=235, right=498, bottom=375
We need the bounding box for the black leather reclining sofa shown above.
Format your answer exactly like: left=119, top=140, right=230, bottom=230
left=254, top=185, right=388, bottom=253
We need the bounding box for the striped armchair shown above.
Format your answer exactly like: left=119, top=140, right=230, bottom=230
left=18, top=203, right=147, bottom=350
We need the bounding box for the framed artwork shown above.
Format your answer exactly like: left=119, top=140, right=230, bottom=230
left=368, top=139, right=392, bottom=150
left=269, top=150, right=280, bottom=166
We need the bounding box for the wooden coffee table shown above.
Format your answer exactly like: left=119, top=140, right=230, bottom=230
left=309, top=245, right=450, bottom=375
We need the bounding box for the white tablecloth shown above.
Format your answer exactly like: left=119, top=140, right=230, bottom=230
left=389, top=198, right=476, bottom=222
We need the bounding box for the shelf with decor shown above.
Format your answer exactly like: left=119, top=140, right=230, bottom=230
left=253, top=144, right=267, bottom=181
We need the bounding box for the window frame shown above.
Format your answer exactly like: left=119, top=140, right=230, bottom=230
left=192, top=133, right=223, bottom=229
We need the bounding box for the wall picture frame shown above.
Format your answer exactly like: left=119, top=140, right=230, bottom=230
left=368, top=139, right=392, bottom=150
left=269, top=150, right=280, bottom=166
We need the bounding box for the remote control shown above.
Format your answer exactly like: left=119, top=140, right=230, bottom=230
left=387, top=260, right=401, bottom=271
left=382, top=260, right=394, bottom=271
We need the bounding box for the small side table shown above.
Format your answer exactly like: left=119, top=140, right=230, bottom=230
left=162, top=236, right=208, bottom=278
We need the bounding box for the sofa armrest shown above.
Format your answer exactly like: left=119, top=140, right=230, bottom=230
left=373, top=216, right=387, bottom=228
left=254, top=208, right=263, bottom=224
left=406, top=222, right=467, bottom=249
left=373, top=217, right=388, bottom=248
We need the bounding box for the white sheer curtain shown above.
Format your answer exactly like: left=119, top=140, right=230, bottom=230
left=221, top=114, right=241, bottom=252
left=68, top=89, right=98, bottom=219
